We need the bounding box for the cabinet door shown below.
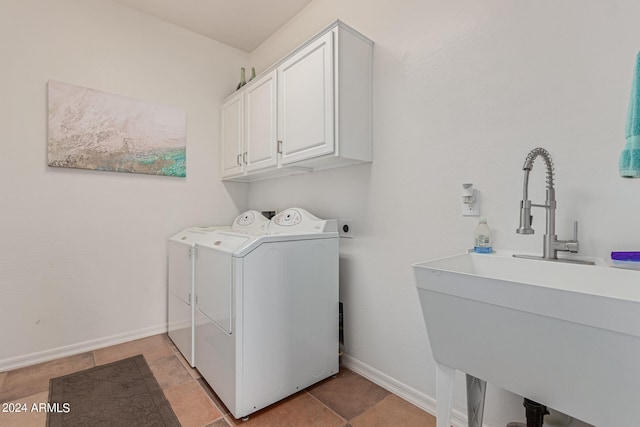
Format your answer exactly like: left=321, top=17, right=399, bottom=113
left=278, top=31, right=334, bottom=165
left=245, top=70, right=278, bottom=172
left=220, top=93, right=244, bottom=178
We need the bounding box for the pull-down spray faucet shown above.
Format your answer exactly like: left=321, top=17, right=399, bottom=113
left=513, top=147, right=594, bottom=265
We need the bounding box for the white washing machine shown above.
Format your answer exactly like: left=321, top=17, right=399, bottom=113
left=167, top=211, right=270, bottom=367
left=194, top=208, right=339, bottom=419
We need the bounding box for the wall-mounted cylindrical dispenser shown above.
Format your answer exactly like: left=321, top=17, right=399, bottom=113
left=461, top=183, right=480, bottom=216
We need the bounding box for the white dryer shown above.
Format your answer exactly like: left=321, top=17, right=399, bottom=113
left=194, top=208, right=339, bottom=419
left=167, top=211, right=269, bottom=366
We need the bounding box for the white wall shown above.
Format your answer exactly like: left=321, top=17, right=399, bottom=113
left=247, top=1, right=640, bottom=426
left=2, top=0, right=639, bottom=425
left=0, top=0, right=249, bottom=370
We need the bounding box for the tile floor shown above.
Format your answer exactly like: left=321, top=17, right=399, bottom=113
left=0, top=334, right=437, bottom=427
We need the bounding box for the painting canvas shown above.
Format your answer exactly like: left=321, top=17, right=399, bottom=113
left=47, top=80, right=186, bottom=177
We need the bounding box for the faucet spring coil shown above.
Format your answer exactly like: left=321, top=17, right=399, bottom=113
left=522, top=147, right=555, bottom=190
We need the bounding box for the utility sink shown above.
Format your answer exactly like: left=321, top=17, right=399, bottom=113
left=413, top=250, right=640, bottom=427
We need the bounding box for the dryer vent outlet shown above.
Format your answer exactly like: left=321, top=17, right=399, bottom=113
left=338, top=220, right=353, bottom=238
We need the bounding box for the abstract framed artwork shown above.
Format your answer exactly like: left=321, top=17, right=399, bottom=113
left=47, top=80, right=187, bottom=177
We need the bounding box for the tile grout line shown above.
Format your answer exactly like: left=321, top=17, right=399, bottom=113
left=194, top=377, right=231, bottom=417
left=148, top=352, right=226, bottom=425
left=304, top=389, right=350, bottom=425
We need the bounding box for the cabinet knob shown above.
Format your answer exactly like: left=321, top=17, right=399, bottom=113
left=236, top=154, right=242, bottom=166
left=243, top=152, right=247, bottom=164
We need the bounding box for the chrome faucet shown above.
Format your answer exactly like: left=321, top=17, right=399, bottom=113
left=514, top=147, right=594, bottom=265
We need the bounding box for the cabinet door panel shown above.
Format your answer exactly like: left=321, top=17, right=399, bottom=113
left=278, top=31, right=334, bottom=165
left=245, top=70, right=278, bottom=172
left=220, top=94, right=244, bottom=177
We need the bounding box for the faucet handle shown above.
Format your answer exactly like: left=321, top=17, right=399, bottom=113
left=567, top=220, right=579, bottom=252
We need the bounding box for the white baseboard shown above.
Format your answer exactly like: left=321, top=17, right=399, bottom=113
left=342, top=354, right=469, bottom=427
left=0, top=323, right=168, bottom=372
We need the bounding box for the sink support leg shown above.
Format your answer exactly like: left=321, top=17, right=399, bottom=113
left=523, top=398, right=549, bottom=427
left=436, top=363, right=455, bottom=427
left=466, top=375, right=487, bottom=427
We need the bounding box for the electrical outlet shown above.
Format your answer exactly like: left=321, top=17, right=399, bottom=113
left=338, top=219, right=353, bottom=238
left=461, top=189, right=480, bottom=217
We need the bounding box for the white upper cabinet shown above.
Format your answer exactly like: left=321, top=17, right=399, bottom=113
left=220, top=71, right=277, bottom=179
left=220, top=20, right=373, bottom=182
left=245, top=70, right=278, bottom=172
left=278, top=31, right=334, bottom=165
left=220, top=93, right=244, bottom=178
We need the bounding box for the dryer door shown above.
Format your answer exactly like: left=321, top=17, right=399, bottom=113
left=195, top=233, right=249, bottom=334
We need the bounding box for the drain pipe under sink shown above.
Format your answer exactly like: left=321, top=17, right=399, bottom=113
left=523, top=399, right=549, bottom=427
left=506, top=399, right=573, bottom=427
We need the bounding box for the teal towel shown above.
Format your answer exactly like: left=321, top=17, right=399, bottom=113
left=619, top=52, right=640, bottom=178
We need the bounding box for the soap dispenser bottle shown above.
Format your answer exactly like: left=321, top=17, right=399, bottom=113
left=474, top=217, right=493, bottom=253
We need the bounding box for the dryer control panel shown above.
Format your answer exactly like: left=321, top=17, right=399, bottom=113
left=231, top=210, right=270, bottom=234
left=269, top=208, right=337, bottom=234
left=272, top=209, right=302, bottom=226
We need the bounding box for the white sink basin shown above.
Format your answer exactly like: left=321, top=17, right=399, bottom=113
left=413, top=250, right=640, bottom=427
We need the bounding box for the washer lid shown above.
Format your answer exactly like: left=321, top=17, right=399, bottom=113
left=196, top=230, right=254, bottom=254
left=169, top=227, right=224, bottom=246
